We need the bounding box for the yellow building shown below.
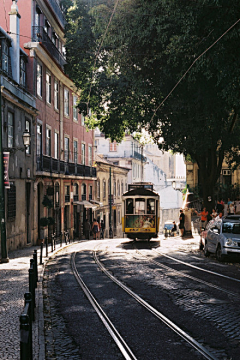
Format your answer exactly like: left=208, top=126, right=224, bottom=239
left=94, top=154, right=129, bottom=238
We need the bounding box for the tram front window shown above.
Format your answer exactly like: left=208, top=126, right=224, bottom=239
left=147, top=199, right=155, bottom=214
left=135, top=198, right=145, bottom=215
left=126, top=199, right=133, bottom=214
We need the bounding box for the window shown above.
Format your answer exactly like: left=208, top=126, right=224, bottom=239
left=20, top=57, right=26, bottom=87
left=44, top=19, right=50, bottom=36
left=46, top=73, right=51, bottom=104
left=37, top=63, right=42, bottom=97
left=73, top=183, right=79, bottom=201
left=25, top=119, right=30, bottom=154
left=126, top=199, right=133, bottom=214
left=73, top=140, right=78, bottom=163
left=54, top=132, right=59, bottom=159
left=46, top=128, right=51, bottom=156
left=64, top=88, right=69, bottom=116
left=117, top=181, right=120, bottom=197
left=97, top=179, right=100, bottom=199
left=37, top=124, right=42, bottom=156
left=147, top=199, right=155, bottom=214
left=109, top=141, right=117, bottom=152
left=81, top=183, right=86, bottom=200
left=65, top=185, right=70, bottom=202
left=88, top=145, right=92, bottom=166
left=135, top=198, right=145, bottom=214
left=73, top=96, right=78, bottom=121
left=7, top=112, right=14, bottom=148
left=89, top=185, right=92, bottom=200
left=114, top=181, right=116, bottom=198
left=81, top=143, right=85, bottom=165
left=121, top=181, right=123, bottom=195
left=55, top=183, right=59, bottom=207
left=64, top=137, right=69, bottom=162
left=54, top=79, right=59, bottom=110
left=7, top=183, right=16, bottom=219
left=103, top=179, right=106, bottom=199
left=81, top=114, right=84, bottom=126
left=2, top=40, right=9, bottom=73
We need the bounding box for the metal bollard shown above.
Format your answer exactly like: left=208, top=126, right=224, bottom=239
left=45, top=237, right=48, bottom=257
left=20, top=313, right=31, bottom=360
left=29, top=264, right=35, bottom=313
left=24, top=293, right=33, bottom=359
left=40, top=242, right=43, bottom=265
left=33, top=250, right=38, bottom=283
left=60, top=232, right=62, bottom=247
left=51, top=234, right=53, bottom=252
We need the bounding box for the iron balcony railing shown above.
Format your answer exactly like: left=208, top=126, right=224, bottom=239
left=37, top=154, right=97, bottom=178
left=47, top=0, right=66, bottom=28
left=32, top=26, right=66, bottom=70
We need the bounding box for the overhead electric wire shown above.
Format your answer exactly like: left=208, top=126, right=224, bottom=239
left=150, top=17, right=240, bottom=123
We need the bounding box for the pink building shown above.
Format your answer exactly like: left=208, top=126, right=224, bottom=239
left=0, top=0, right=97, bottom=242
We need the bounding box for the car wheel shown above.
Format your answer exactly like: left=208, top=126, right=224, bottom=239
left=204, top=241, right=210, bottom=257
left=216, top=245, right=226, bottom=262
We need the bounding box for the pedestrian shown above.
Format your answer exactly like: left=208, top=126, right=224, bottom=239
left=84, top=219, right=91, bottom=240
left=171, top=221, right=177, bottom=236
left=179, top=210, right=185, bottom=237
left=100, top=219, right=105, bottom=239
left=211, top=209, right=217, bottom=219
left=196, top=207, right=208, bottom=230
left=216, top=200, right=224, bottom=214
left=92, top=218, right=99, bottom=240
left=228, top=202, right=235, bottom=215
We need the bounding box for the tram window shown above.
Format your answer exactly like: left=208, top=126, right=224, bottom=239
left=147, top=199, right=155, bottom=214
left=126, top=199, right=133, bottom=214
left=135, top=198, right=145, bottom=215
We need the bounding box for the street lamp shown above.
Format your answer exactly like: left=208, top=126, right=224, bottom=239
left=22, top=129, right=31, bottom=147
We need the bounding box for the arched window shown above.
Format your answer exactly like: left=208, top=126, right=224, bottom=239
left=97, top=179, right=100, bottom=199
left=81, top=183, right=86, bottom=200
left=73, top=183, right=78, bottom=201
left=55, top=182, right=59, bottom=207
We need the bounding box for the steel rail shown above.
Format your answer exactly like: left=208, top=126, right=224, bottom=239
left=71, top=252, right=137, bottom=360
left=155, top=250, right=240, bottom=283
left=93, top=250, right=218, bottom=360
left=134, top=249, right=239, bottom=298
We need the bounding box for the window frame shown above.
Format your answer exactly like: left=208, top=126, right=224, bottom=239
left=64, top=88, right=69, bottom=116
left=46, top=72, right=52, bottom=104
left=36, top=62, right=43, bottom=97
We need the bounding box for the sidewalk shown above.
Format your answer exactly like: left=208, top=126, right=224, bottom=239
left=0, top=241, right=68, bottom=360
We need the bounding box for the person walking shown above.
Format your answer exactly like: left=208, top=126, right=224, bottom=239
left=100, top=219, right=105, bottom=239
left=84, top=219, right=91, bottom=240
left=179, top=210, right=185, bottom=237
left=92, top=219, right=99, bottom=240
left=195, top=207, right=208, bottom=230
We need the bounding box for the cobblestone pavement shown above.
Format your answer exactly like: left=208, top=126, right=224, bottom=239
left=0, top=241, right=67, bottom=360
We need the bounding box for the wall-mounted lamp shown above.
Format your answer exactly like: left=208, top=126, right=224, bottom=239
left=22, top=129, right=31, bottom=148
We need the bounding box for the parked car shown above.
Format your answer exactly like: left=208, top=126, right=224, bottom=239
left=204, top=215, right=240, bottom=261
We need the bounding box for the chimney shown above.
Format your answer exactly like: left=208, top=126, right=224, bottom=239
left=9, top=0, right=21, bottom=83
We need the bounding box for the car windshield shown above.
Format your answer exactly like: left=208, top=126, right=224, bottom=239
left=222, top=222, right=240, bottom=234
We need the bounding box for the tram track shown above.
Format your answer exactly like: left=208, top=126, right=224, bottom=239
left=71, top=247, right=220, bottom=360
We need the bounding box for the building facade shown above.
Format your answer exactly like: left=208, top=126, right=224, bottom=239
left=0, top=0, right=97, bottom=248
left=0, top=1, right=38, bottom=257
left=94, top=154, right=129, bottom=238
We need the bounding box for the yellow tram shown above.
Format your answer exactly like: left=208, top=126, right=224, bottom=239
left=122, top=183, right=160, bottom=241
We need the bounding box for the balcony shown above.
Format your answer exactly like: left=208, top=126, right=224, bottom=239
left=47, top=0, right=66, bottom=28
left=37, top=154, right=97, bottom=178
left=32, top=26, right=66, bottom=70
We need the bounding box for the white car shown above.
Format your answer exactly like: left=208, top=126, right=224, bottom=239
left=204, top=215, right=240, bottom=261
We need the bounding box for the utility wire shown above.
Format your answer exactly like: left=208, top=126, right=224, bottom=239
left=150, top=17, right=240, bottom=123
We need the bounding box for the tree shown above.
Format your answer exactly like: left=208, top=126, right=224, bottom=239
left=65, top=0, right=240, bottom=210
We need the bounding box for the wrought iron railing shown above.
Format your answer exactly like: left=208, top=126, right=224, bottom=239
left=47, top=0, right=66, bottom=28
left=32, top=26, right=66, bottom=70
left=36, top=154, right=97, bottom=178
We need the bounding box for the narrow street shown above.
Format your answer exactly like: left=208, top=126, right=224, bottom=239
left=43, top=235, right=240, bottom=360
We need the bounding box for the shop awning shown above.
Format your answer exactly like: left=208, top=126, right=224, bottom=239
left=73, top=200, right=97, bottom=210
left=90, top=199, right=103, bottom=207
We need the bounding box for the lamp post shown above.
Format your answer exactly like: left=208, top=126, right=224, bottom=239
left=109, top=167, right=113, bottom=238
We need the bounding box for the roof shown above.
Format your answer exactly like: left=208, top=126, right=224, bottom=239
left=123, top=188, right=158, bottom=196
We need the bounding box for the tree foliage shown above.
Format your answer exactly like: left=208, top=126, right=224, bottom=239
left=65, top=0, right=240, bottom=207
